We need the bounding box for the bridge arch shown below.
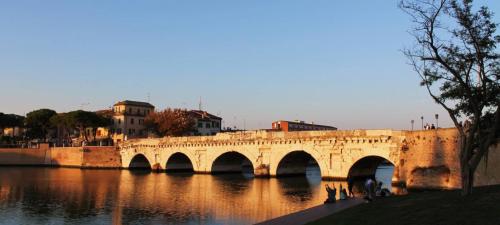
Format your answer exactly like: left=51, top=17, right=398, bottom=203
left=275, top=150, right=323, bottom=177
left=165, top=152, right=194, bottom=172
left=211, top=151, right=254, bottom=175
left=129, top=154, right=152, bottom=170
left=347, top=155, right=395, bottom=192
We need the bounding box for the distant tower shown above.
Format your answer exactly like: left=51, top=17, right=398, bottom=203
left=198, top=96, right=203, bottom=111
left=147, top=93, right=151, bottom=103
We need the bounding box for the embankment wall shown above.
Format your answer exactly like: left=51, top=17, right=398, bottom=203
left=0, top=144, right=120, bottom=168
left=400, top=128, right=500, bottom=189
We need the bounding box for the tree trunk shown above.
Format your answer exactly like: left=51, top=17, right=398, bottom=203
left=93, top=129, right=97, bottom=143
left=461, top=163, right=474, bottom=196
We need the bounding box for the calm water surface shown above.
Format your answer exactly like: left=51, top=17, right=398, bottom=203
left=0, top=167, right=392, bottom=225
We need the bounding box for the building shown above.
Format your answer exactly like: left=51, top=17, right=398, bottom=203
left=2, top=127, right=24, bottom=137
left=189, top=110, right=222, bottom=136
left=271, top=120, right=337, bottom=132
left=111, top=100, right=155, bottom=142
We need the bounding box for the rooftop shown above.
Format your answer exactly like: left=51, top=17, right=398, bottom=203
left=114, top=100, right=155, bottom=108
left=189, top=110, right=222, bottom=120
left=274, top=120, right=337, bottom=129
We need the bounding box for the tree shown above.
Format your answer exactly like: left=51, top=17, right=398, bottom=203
left=0, top=113, right=25, bottom=144
left=50, top=113, right=73, bottom=145
left=93, top=110, right=114, bottom=141
left=400, top=0, right=500, bottom=195
left=0, top=113, right=25, bottom=130
left=49, top=110, right=113, bottom=145
left=65, top=110, right=110, bottom=142
left=145, top=108, right=195, bottom=137
left=25, top=109, right=57, bottom=141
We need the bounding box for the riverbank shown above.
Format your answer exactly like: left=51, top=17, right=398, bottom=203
left=255, top=198, right=363, bottom=225
left=307, top=185, right=500, bottom=225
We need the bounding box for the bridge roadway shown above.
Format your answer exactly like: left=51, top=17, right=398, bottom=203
left=120, top=129, right=406, bottom=181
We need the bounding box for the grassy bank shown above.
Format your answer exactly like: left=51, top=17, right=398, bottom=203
left=308, top=185, right=500, bottom=225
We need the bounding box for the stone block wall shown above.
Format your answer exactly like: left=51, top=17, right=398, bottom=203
left=400, top=128, right=500, bottom=189
left=474, top=142, right=500, bottom=187
left=81, top=146, right=121, bottom=168
left=49, top=147, right=83, bottom=167
left=399, top=128, right=462, bottom=189
left=0, top=145, right=49, bottom=166
left=0, top=144, right=121, bottom=169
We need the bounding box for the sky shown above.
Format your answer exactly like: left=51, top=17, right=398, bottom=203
left=0, top=0, right=498, bottom=130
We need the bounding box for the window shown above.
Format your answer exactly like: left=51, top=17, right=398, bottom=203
left=206, top=123, right=211, bottom=128
left=118, top=119, right=121, bottom=124
left=198, top=122, right=203, bottom=128
left=139, top=119, right=143, bottom=125
left=129, top=108, right=132, bottom=114
left=131, top=118, right=135, bottom=124
left=137, top=109, right=140, bottom=114
left=117, top=128, right=122, bottom=134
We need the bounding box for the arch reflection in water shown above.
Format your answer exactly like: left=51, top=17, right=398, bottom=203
left=211, top=151, right=254, bottom=176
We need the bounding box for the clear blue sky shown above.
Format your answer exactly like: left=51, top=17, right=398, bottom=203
left=1, top=0, right=498, bottom=130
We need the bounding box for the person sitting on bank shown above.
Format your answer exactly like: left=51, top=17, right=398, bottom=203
left=376, top=181, right=382, bottom=196
left=324, top=183, right=337, bottom=204
left=339, top=186, right=348, bottom=200
left=376, top=182, right=391, bottom=197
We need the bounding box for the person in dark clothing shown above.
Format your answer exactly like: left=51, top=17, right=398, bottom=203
left=364, top=178, right=376, bottom=202
left=347, top=177, right=355, bottom=197
left=324, top=184, right=337, bottom=204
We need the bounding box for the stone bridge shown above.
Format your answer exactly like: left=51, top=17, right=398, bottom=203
left=120, top=128, right=500, bottom=190
left=120, top=129, right=407, bottom=182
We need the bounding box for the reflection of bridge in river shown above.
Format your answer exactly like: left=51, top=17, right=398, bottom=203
left=0, top=167, right=332, bottom=224
left=121, top=130, right=405, bottom=182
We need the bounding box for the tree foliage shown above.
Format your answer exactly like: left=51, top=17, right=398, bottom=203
left=50, top=112, right=73, bottom=144
left=66, top=110, right=112, bottom=142
left=25, top=109, right=57, bottom=140
left=400, top=0, right=500, bottom=195
left=0, top=113, right=25, bottom=129
left=50, top=110, right=113, bottom=143
left=145, top=108, right=195, bottom=137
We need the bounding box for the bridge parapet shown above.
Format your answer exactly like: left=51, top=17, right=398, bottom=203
left=121, top=129, right=404, bottom=148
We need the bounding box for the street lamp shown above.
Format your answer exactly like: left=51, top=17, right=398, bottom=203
left=421, top=116, right=424, bottom=130
left=411, top=120, right=414, bottom=131
left=435, top=114, right=439, bottom=129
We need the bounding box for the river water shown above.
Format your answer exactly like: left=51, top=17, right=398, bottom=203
left=0, top=167, right=393, bottom=225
